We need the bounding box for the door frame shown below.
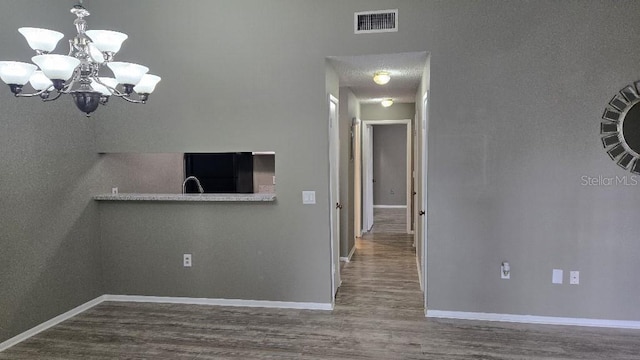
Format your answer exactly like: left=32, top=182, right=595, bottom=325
left=328, top=94, right=341, bottom=303
left=420, top=91, right=429, bottom=307
left=361, top=123, right=374, bottom=233
left=361, top=119, right=413, bottom=234
left=353, top=117, right=363, bottom=238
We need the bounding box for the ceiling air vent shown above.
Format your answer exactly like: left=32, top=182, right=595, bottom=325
left=354, top=9, right=398, bottom=34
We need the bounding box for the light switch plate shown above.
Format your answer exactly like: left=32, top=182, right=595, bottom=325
left=552, top=269, right=563, bottom=284
left=302, top=191, right=316, bottom=204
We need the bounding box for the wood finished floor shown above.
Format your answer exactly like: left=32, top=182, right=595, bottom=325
left=2, top=233, right=640, bottom=359
left=371, top=208, right=407, bottom=234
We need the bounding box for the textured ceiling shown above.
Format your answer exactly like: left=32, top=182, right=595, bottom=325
left=328, top=51, right=427, bottom=104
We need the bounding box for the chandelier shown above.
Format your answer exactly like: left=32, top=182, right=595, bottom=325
left=0, top=3, right=160, bottom=117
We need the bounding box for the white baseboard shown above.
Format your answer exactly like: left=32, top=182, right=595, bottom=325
left=103, top=295, right=333, bottom=311
left=0, top=295, right=106, bottom=352
left=426, top=310, right=640, bottom=330
left=340, top=245, right=357, bottom=263
left=373, top=205, right=407, bottom=209
left=0, top=294, right=332, bottom=353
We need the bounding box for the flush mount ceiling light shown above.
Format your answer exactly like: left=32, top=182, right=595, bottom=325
left=373, top=71, right=391, bottom=85
left=381, top=98, right=393, bottom=107
left=0, top=2, right=160, bottom=117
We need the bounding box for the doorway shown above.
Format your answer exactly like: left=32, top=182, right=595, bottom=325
left=325, top=51, right=429, bottom=312
left=361, top=120, right=412, bottom=235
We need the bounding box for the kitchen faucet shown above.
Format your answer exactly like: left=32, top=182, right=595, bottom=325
left=182, top=176, right=204, bottom=194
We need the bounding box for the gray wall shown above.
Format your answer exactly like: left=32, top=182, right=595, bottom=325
left=4, top=1, right=640, bottom=344
left=372, top=124, right=408, bottom=206
left=361, top=103, right=416, bottom=122
left=89, top=0, right=640, bottom=320
left=0, top=0, right=104, bottom=343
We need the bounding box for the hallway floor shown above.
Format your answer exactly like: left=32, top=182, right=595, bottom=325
left=2, top=233, right=640, bottom=359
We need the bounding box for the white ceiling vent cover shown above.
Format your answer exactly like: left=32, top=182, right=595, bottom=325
left=354, top=9, right=398, bottom=34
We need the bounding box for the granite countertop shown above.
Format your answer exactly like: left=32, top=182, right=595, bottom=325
left=93, top=193, right=276, bottom=202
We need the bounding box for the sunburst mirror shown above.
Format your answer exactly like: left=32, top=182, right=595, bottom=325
left=601, top=81, right=640, bottom=174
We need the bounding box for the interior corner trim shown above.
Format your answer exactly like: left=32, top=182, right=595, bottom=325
left=0, top=295, right=107, bottom=352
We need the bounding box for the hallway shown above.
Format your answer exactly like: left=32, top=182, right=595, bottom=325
left=2, top=233, right=640, bottom=359
left=336, top=233, right=422, bottom=319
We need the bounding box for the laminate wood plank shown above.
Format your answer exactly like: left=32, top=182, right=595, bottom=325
left=371, top=208, right=407, bottom=233
left=2, top=232, right=639, bottom=359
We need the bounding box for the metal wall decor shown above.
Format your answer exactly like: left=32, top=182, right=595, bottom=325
left=601, top=81, right=640, bottom=174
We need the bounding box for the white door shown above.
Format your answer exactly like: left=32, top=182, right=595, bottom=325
left=362, top=124, right=374, bottom=233
left=329, top=95, right=341, bottom=299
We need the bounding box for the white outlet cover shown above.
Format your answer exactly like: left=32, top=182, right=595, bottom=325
left=570, top=271, right=579, bottom=285
left=500, top=262, right=511, bottom=280
left=183, top=254, right=192, bottom=267
left=111, top=187, right=118, bottom=194
left=552, top=269, right=563, bottom=284
left=500, top=264, right=510, bottom=279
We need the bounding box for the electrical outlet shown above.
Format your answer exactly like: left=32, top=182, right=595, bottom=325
left=570, top=271, right=579, bottom=285
left=500, top=262, right=510, bottom=279
left=111, top=187, right=118, bottom=194
left=183, top=254, right=192, bottom=267
left=272, top=176, right=276, bottom=185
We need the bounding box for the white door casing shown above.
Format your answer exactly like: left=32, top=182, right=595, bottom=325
left=421, top=92, right=429, bottom=306
left=328, top=94, right=341, bottom=301
left=353, top=118, right=363, bottom=238
left=361, top=120, right=412, bottom=234
left=362, top=124, right=374, bottom=233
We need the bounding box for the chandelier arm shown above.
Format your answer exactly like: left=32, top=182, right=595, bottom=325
left=92, top=76, right=117, bottom=93
left=89, top=77, right=144, bottom=103
left=42, top=91, right=64, bottom=102
left=55, top=67, right=84, bottom=94
left=112, top=93, right=146, bottom=104
left=14, top=88, right=53, bottom=98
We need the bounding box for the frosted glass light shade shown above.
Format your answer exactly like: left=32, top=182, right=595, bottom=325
left=18, top=27, right=64, bottom=53
left=29, top=70, right=53, bottom=91
left=86, top=30, right=128, bottom=53
left=133, top=74, right=161, bottom=94
left=91, top=77, right=118, bottom=96
left=0, top=61, right=37, bottom=85
left=107, top=62, right=149, bottom=85
left=381, top=99, right=393, bottom=107
left=373, top=71, right=391, bottom=85
left=88, top=43, right=105, bottom=64
left=31, top=55, right=80, bottom=80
